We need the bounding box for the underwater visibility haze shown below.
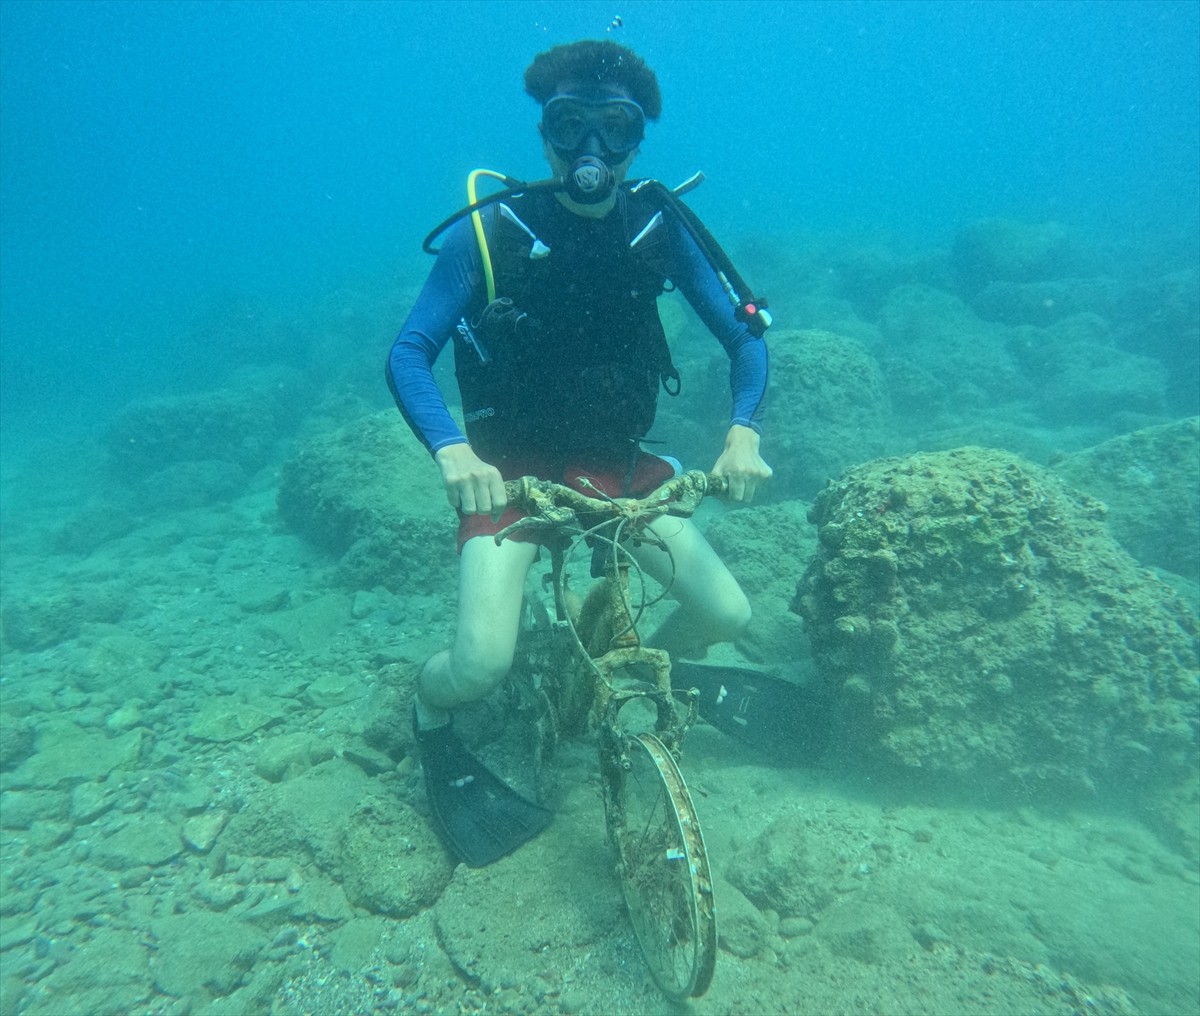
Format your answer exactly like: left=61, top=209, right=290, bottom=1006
left=0, top=2, right=1198, bottom=1014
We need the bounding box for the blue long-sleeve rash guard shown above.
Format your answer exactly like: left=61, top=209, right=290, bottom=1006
left=387, top=201, right=768, bottom=456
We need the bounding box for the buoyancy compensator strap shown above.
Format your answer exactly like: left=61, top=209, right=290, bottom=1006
left=630, top=175, right=773, bottom=338
left=423, top=169, right=771, bottom=338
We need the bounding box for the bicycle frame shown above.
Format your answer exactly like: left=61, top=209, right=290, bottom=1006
left=498, top=470, right=722, bottom=999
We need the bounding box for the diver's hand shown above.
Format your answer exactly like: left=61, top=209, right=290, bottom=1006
left=434, top=443, right=507, bottom=519
left=712, top=424, right=772, bottom=503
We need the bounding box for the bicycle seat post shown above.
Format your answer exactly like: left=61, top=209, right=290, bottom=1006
left=600, top=534, right=641, bottom=652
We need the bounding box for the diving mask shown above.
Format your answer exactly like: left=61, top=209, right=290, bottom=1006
left=541, top=95, right=646, bottom=157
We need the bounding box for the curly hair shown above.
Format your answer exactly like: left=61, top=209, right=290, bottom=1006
left=524, top=40, right=662, bottom=120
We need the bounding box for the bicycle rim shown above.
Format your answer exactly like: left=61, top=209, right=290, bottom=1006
left=609, top=732, right=716, bottom=999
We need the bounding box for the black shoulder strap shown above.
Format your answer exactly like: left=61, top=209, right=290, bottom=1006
left=481, top=192, right=550, bottom=301
left=627, top=179, right=772, bottom=337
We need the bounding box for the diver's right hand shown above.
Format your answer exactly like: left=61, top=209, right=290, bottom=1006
left=434, top=443, right=507, bottom=519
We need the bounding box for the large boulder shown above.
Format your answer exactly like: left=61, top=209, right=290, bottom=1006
left=793, top=447, right=1198, bottom=821
left=877, top=285, right=1029, bottom=417
left=104, top=366, right=307, bottom=482
left=276, top=412, right=456, bottom=592
left=1007, top=320, right=1169, bottom=425
left=951, top=219, right=1077, bottom=295
left=766, top=329, right=894, bottom=499
left=1053, top=418, right=1200, bottom=584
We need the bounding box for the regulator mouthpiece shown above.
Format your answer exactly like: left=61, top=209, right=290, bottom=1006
left=565, top=156, right=614, bottom=204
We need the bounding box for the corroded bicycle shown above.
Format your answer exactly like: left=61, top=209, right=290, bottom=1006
left=497, top=469, right=724, bottom=1000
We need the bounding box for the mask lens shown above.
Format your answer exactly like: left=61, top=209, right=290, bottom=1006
left=543, top=97, right=645, bottom=155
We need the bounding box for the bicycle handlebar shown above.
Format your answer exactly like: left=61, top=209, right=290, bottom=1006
left=497, top=470, right=728, bottom=543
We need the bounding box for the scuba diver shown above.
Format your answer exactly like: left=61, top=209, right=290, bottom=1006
left=387, top=40, right=815, bottom=867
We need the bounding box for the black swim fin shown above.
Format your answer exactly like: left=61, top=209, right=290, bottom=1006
left=414, top=714, right=553, bottom=867
left=671, top=661, right=828, bottom=764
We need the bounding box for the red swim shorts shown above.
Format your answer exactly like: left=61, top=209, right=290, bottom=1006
left=457, top=450, right=679, bottom=553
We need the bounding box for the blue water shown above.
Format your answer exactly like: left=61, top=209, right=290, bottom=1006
left=1, top=0, right=1197, bottom=430
left=2, top=5, right=1199, bottom=1013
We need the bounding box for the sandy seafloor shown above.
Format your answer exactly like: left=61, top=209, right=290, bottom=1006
left=2, top=222, right=1200, bottom=1016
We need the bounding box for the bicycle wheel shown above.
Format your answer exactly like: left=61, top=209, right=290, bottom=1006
left=607, top=732, right=716, bottom=999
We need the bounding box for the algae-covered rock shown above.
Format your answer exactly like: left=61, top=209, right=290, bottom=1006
left=0, top=717, right=36, bottom=772
left=952, top=219, right=1076, bottom=294
left=1054, top=417, right=1200, bottom=583
left=256, top=592, right=350, bottom=654
left=148, top=911, right=268, bottom=1000
left=0, top=789, right=68, bottom=829
left=877, top=285, right=1028, bottom=420
left=276, top=412, right=456, bottom=592
left=187, top=700, right=284, bottom=743
left=79, top=630, right=167, bottom=692
left=704, top=500, right=816, bottom=664
left=336, top=798, right=452, bottom=917
left=33, top=927, right=151, bottom=1016
left=1, top=582, right=137, bottom=652
left=973, top=278, right=1118, bottom=327
left=253, top=731, right=335, bottom=782
left=221, top=757, right=390, bottom=884
left=766, top=329, right=894, bottom=499
left=6, top=722, right=144, bottom=789
left=92, top=816, right=182, bottom=870
left=726, top=812, right=846, bottom=919
left=1008, top=330, right=1169, bottom=424
left=104, top=366, right=307, bottom=481
left=793, top=447, right=1199, bottom=810
left=815, top=899, right=916, bottom=964
left=714, top=878, right=772, bottom=959
left=182, top=809, right=230, bottom=853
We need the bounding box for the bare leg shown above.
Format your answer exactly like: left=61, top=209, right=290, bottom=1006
left=416, top=536, right=540, bottom=722
left=632, top=516, right=751, bottom=659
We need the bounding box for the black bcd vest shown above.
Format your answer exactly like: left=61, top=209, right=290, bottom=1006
left=453, top=187, right=680, bottom=463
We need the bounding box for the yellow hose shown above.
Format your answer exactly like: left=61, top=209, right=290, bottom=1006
left=468, top=169, right=508, bottom=303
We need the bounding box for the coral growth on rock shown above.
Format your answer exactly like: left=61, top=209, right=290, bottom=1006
left=276, top=413, right=455, bottom=592
left=793, top=447, right=1198, bottom=840
left=1054, top=417, right=1200, bottom=585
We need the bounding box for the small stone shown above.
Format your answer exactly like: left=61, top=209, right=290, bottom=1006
left=27, top=820, right=72, bottom=850
left=352, top=591, right=377, bottom=619
left=195, top=876, right=244, bottom=911
left=182, top=810, right=229, bottom=853
left=304, top=673, right=364, bottom=708
left=783, top=934, right=819, bottom=958
left=187, top=702, right=282, bottom=743
left=912, top=828, right=934, bottom=843
left=778, top=917, right=814, bottom=938
left=105, top=701, right=144, bottom=732
left=914, top=922, right=950, bottom=949
left=391, top=963, right=418, bottom=988
left=559, top=989, right=588, bottom=1014
left=259, top=859, right=292, bottom=882
left=119, top=867, right=151, bottom=889
left=237, top=582, right=290, bottom=614
left=254, top=732, right=333, bottom=782
left=92, top=816, right=180, bottom=869
left=70, top=781, right=117, bottom=825
left=342, top=744, right=394, bottom=777
left=1028, top=846, right=1058, bottom=868
left=271, top=927, right=298, bottom=950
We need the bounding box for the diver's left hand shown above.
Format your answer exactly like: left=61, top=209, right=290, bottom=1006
left=712, top=424, right=772, bottom=502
